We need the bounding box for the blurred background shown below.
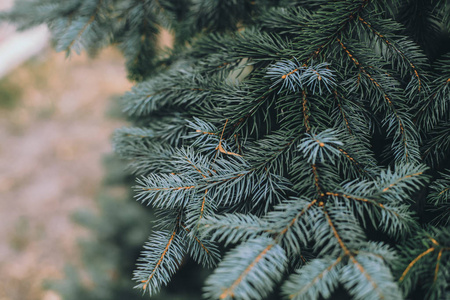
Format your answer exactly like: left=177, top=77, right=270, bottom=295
left=0, top=1, right=137, bottom=299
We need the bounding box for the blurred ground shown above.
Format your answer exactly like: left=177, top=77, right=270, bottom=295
left=0, top=48, right=132, bottom=300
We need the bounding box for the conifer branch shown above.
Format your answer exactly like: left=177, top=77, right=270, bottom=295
left=182, top=224, right=209, bottom=253
left=215, top=119, right=242, bottom=158
left=141, top=185, right=196, bottom=191
left=142, top=229, right=177, bottom=289
left=7, top=0, right=448, bottom=298
left=276, top=199, right=317, bottom=239
left=65, top=0, right=103, bottom=54
left=334, top=91, right=353, bottom=135
left=279, top=0, right=371, bottom=77
left=66, top=15, right=95, bottom=52
left=181, top=224, right=220, bottom=268
left=416, top=74, right=450, bottom=131
left=381, top=171, right=424, bottom=193
left=288, top=257, right=342, bottom=300
left=438, top=187, right=449, bottom=195
left=311, top=164, right=322, bottom=194
left=204, top=237, right=287, bottom=300
left=399, top=237, right=450, bottom=283
left=434, top=248, right=443, bottom=282
left=219, top=244, right=274, bottom=299
left=186, top=157, right=208, bottom=179
left=302, top=90, right=311, bottom=133
left=323, top=209, right=351, bottom=256
left=357, top=16, right=422, bottom=91
left=134, top=229, right=186, bottom=295
left=199, top=189, right=208, bottom=223
left=201, top=214, right=268, bottom=246
left=325, top=192, right=394, bottom=214
left=399, top=247, right=435, bottom=282
left=323, top=209, right=387, bottom=299
left=336, top=37, right=412, bottom=161
left=335, top=147, right=366, bottom=174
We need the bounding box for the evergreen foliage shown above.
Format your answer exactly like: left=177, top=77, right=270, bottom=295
left=3, top=0, right=450, bottom=299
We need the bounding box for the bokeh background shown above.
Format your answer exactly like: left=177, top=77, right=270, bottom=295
left=0, top=1, right=135, bottom=299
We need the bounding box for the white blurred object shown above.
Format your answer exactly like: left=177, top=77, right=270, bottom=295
left=0, top=1, right=50, bottom=78
left=0, top=0, right=13, bottom=10
left=0, top=23, right=16, bottom=43
left=0, top=25, right=50, bottom=78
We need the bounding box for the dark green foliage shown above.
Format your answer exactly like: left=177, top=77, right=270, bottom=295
left=427, top=170, right=450, bottom=226
left=4, top=0, right=450, bottom=299
left=396, top=226, right=450, bottom=300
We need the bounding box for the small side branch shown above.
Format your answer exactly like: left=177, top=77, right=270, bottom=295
left=334, top=91, right=353, bottom=135
left=181, top=224, right=212, bottom=256
left=142, top=185, right=195, bottom=191
left=311, top=164, right=322, bottom=194
left=400, top=237, right=450, bottom=283
left=142, top=230, right=177, bottom=290
left=185, top=157, right=207, bottom=179
left=399, top=247, right=435, bottom=282
left=357, top=16, right=422, bottom=91
left=336, top=146, right=366, bottom=174
left=336, top=37, right=410, bottom=160
left=66, top=0, right=103, bottom=52
left=434, top=248, right=443, bottom=282
left=302, top=90, right=311, bottom=133
left=325, top=192, right=395, bottom=215
left=323, top=209, right=383, bottom=298
left=323, top=209, right=350, bottom=256
left=288, top=257, right=342, bottom=299
left=382, top=171, right=423, bottom=192
left=277, top=199, right=318, bottom=238
left=219, top=244, right=274, bottom=299
left=215, top=119, right=242, bottom=159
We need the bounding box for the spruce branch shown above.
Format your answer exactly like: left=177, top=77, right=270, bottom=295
left=203, top=237, right=287, bottom=300
left=134, top=229, right=186, bottom=295
left=427, top=170, right=450, bottom=226
left=322, top=208, right=402, bottom=300
left=356, top=15, right=427, bottom=93
left=283, top=256, right=342, bottom=300
left=180, top=224, right=221, bottom=269
left=201, top=213, right=269, bottom=246
left=397, top=227, right=450, bottom=300
left=5, top=0, right=449, bottom=299
left=336, top=37, right=420, bottom=163
left=58, top=0, right=103, bottom=55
